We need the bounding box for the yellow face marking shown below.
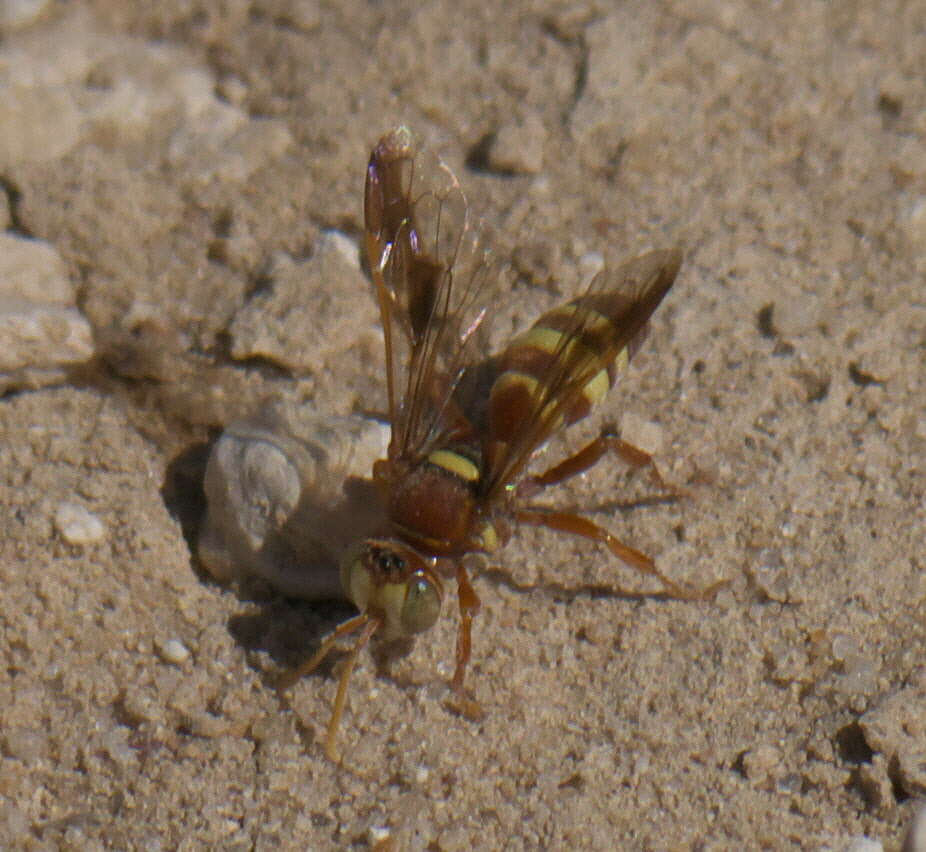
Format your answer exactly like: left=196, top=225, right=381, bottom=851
left=582, top=368, right=611, bottom=406
left=373, top=582, right=409, bottom=639
left=343, top=557, right=373, bottom=609
left=428, top=449, right=480, bottom=482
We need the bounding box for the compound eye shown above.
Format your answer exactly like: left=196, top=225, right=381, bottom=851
left=400, top=574, right=441, bottom=635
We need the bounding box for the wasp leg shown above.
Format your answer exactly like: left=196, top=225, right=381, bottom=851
left=323, top=616, right=380, bottom=762
left=446, top=562, right=484, bottom=721
left=515, top=508, right=723, bottom=601
left=517, top=429, right=675, bottom=500
left=277, top=613, right=380, bottom=762
left=277, top=613, right=370, bottom=691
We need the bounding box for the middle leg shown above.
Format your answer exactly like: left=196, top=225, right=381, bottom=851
left=446, top=561, right=484, bottom=721
left=517, top=428, right=676, bottom=501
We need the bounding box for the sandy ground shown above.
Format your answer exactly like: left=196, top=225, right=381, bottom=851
left=1, top=1, right=925, bottom=849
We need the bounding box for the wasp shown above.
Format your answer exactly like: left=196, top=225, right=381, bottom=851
left=281, top=127, right=716, bottom=760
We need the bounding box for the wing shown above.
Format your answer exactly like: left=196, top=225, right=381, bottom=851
left=364, top=127, right=495, bottom=462
left=483, top=249, right=682, bottom=498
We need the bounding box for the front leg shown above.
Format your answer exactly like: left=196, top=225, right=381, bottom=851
left=447, top=561, right=484, bottom=720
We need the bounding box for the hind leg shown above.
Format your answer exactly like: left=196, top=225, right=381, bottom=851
left=515, top=507, right=725, bottom=600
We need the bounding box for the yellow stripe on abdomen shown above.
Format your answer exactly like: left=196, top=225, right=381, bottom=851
left=577, top=347, right=628, bottom=410
left=544, top=302, right=613, bottom=336
left=582, top=368, right=611, bottom=406
left=490, top=369, right=541, bottom=400
left=427, top=449, right=480, bottom=482
left=517, top=326, right=566, bottom=354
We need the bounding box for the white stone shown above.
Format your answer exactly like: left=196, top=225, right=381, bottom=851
left=844, top=838, right=883, bottom=852
left=158, top=639, right=191, bottom=665
left=903, top=801, right=926, bottom=852
left=0, top=232, right=74, bottom=304
left=0, top=233, right=94, bottom=390
left=0, top=84, right=83, bottom=169
left=54, top=502, right=105, bottom=546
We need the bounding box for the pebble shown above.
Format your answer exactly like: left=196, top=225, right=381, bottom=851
left=487, top=114, right=546, bottom=175
left=54, top=502, right=105, bottom=546
left=227, top=236, right=374, bottom=371
left=844, top=838, right=883, bottom=852
left=741, top=744, right=782, bottom=785
left=0, top=233, right=95, bottom=392
left=0, top=0, right=52, bottom=30
left=903, top=801, right=926, bottom=852
left=158, top=638, right=191, bottom=665
left=369, top=826, right=391, bottom=845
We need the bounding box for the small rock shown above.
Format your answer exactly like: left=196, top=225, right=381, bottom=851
left=369, top=826, right=391, bottom=845
left=860, top=684, right=926, bottom=798
left=0, top=233, right=94, bottom=392
left=844, top=839, right=883, bottom=852
left=487, top=115, right=546, bottom=175
left=0, top=232, right=79, bottom=308
left=903, top=800, right=926, bottom=852
left=54, top=502, right=106, bottom=546
left=184, top=711, right=239, bottom=739
left=158, top=638, right=191, bottom=665
left=857, top=755, right=895, bottom=811
left=0, top=0, right=52, bottom=30
left=835, top=650, right=879, bottom=698
left=101, top=727, right=137, bottom=767
left=831, top=633, right=859, bottom=661
left=228, top=234, right=375, bottom=372
left=751, top=547, right=792, bottom=602
left=741, top=744, right=782, bottom=786
left=120, top=687, right=165, bottom=726
left=0, top=81, right=83, bottom=168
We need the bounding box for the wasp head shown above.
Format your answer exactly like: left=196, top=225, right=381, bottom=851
left=340, top=539, right=443, bottom=640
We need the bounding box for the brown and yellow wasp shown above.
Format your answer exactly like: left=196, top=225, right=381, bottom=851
left=282, top=127, right=714, bottom=760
